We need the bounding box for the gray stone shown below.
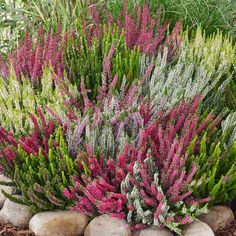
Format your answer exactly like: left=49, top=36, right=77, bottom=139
left=183, top=219, right=215, bottom=236
left=29, top=210, right=88, bottom=236
left=198, top=205, right=234, bottom=232
left=84, top=214, right=131, bottom=236
left=0, top=197, right=33, bottom=227
left=0, top=174, right=14, bottom=208
left=132, top=226, right=173, bottom=236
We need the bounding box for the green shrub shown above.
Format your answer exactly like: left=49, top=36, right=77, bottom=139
left=1, top=126, right=77, bottom=212
left=101, top=0, right=236, bottom=37
left=0, top=68, right=78, bottom=136
left=187, top=112, right=236, bottom=204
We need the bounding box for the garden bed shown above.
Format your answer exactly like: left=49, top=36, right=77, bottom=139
left=0, top=1, right=235, bottom=236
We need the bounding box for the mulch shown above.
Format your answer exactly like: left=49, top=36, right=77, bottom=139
left=1, top=217, right=236, bottom=235
left=0, top=222, right=34, bottom=236
left=216, top=220, right=236, bottom=236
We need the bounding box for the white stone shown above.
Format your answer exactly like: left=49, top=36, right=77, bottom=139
left=132, top=226, right=173, bottom=236
left=198, top=205, right=234, bottom=232
left=29, top=210, right=88, bottom=236
left=183, top=219, right=215, bottom=236
left=84, top=214, right=131, bottom=236
left=0, top=174, right=14, bottom=208
left=0, top=197, right=33, bottom=227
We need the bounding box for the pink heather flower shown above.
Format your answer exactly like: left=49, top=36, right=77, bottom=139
left=64, top=98, right=219, bottom=231
left=64, top=188, right=73, bottom=199
left=80, top=78, right=92, bottom=111
left=110, top=212, right=126, bottom=219
left=3, top=147, right=15, bottom=162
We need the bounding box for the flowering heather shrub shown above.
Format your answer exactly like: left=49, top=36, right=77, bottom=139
left=183, top=27, right=236, bottom=110
left=188, top=112, right=236, bottom=204
left=62, top=72, right=144, bottom=158
left=0, top=27, right=65, bottom=81
left=0, top=109, right=55, bottom=178
left=0, top=24, right=141, bottom=100
left=0, top=39, right=136, bottom=142
left=64, top=25, right=140, bottom=98
left=186, top=28, right=235, bottom=73
left=65, top=98, right=221, bottom=234
left=0, top=111, right=78, bottom=211
left=139, top=48, right=219, bottom=113
left=89, top=0, right=181, bottom=58
left=0, top=69, right=78, bottom=136
left=138, top=26, right=236, bottom=113
left=0, top=126, right=77, bottom=212
left=57, top=43, right=228, bottom=159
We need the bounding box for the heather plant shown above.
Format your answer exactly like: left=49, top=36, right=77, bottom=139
left=62, top=72, right=144, bottom=159
left=0, top=110, right=79, bottom=211
left=139, top=48, right=219, bottom=113
left=0, top=26, right=65, bottom=81
left=58, top=43, right=228, bottom=159
left=189, top=135, right=236, bottom=204
left=65, top=144, right=208, bottom=235
left=65, top=98, right=221, bottom=234
left=185, top=28, right=235, bottom=83
left=187, top=112, right=236, bottom=204
left=63, top=25, right=140, bottom=98
left=184, top=28, right=236, bottom=110
left=89, top=0, right=181, bottom=58
left=62, top=1, right=182, bottom=99
left=0, top=109, right=55, bottom=178
left=100, top=0, right=236, bottom=38
left=0, top=126, right=77, bottom=212
left=0, top=24, right=141, bottom=100
left=139, top=27, right=236, bottom=112
left=0, top=68, right=78, bottom=136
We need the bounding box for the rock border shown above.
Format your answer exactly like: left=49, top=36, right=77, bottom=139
left=0, top=193, right=234, bottom=236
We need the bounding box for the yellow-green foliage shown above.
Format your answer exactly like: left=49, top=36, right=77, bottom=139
left=181, top=27, right=236, bottom=110
left=184, top=27, right=235, bottom=79
left=0, top=68, right=78, bottom=136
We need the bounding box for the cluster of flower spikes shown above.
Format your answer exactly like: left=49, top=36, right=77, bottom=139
left=64, top=96, right=220, bottom=234
left=58, top=45, right=158, bottom=160
left=0, top=107, right=55, bottom=178
left=0, top=0, right=182, bottom=83
left=0, top=26, right=67, bottom=82
left=87, top=0, right=181, bottom=57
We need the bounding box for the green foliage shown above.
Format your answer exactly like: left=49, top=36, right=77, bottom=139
left=139, top=27, right=236, bottom=113
left=8, top=127, right=77, bottom=212
left=185, top=28, right=236, bottom=110
left=101, top=0, right=236, bottom=38
left=187, top=114, right=236, bottom=204
left=0, top=68, right=78, bottom=136
left=64, top=25, right=140, bottom=99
